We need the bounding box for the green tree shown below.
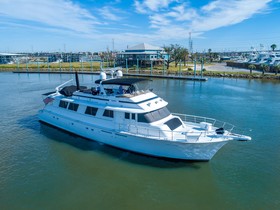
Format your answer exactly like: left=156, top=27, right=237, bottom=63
left=248, top=64, right=256, bottom=74
left=208, top=48, right=212, bottom=62
left=163, top=45, right=174, bottom=69
left=182, top=48, right=189, bottom=66
left=212, top=52, right=219, bottom=61
left=260, top=64, right=270, bottom=75
left=271, top=44, right=277, bottom=51
left=163, top=44, right=188, bottom=69
left=274, top=64, right=280, bottom=75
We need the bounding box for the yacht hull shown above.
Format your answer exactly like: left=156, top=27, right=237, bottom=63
left=38, top=110, right=228, bottom=161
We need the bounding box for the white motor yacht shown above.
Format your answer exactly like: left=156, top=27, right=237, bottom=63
left=269, top=52, right=280, bottom=65
left=38, top=70, right=251, bottom=161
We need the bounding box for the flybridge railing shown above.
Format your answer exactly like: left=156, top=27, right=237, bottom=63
left=172, top=113, right=236, bottom=132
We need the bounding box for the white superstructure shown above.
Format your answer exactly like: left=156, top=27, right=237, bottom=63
left=38, top=70, right=251, bottom=161
left=268, top=52, right=280, bottom=65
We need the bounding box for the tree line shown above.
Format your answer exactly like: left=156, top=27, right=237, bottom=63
left=163, top=44, right=219, bottom=69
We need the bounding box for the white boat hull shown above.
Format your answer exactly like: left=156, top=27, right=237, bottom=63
left=38, top=110, right=229, bottom=161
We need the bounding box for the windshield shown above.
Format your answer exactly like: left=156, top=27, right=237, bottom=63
left=138, top=107, right=170, bottom=123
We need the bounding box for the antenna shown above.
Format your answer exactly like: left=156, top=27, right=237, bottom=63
left=189, top=32, right=193, bottom=54
left=112, top=39, right=115, bottom=52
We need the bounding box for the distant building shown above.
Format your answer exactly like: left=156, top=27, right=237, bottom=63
left=0, top=53, right=24, bottom=64
left=0, top=52, right=102, bottom=64
left=116, top=43, right=169, bottom=67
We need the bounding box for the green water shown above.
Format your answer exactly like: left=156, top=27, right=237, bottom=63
left=0, top=72, right=279, bottom=209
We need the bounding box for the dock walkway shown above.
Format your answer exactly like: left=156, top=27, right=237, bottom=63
left=12, top=71, right=208, bottom=81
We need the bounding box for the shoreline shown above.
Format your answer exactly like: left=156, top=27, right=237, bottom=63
left=0, top=68, right=280, bottom=81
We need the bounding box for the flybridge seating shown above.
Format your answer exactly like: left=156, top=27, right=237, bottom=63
left=60, top=85, right=87, bottom=96
left=56, top=69, right=152, bottom=98
left=76, top=78, right=152, bottom=97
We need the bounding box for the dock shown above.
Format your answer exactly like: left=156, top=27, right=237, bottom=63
left=12, top=70, right=208, bottom=81
left=124, top=73, right=207, bottom=81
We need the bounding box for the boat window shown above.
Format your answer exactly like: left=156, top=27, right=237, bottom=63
left=68, top=102, right=79, bottom=111
left=103, top=109, right=114, bottom=118
left=125, top=112, right=130, bottom=119
left=138, top=107, right=170, bottom=123
left=59, top=100, right=68, bottom=108
left=138, top=113, right=148, bottom=123
left=132, top=113, right=135, bottom=120
left=164, top=118, right=182, bottom=130
left=127, top=85, right=136, bottom=94
left=85, top=106, right=98, bottom=116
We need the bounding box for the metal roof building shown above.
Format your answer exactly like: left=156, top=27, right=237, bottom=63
left=116, top=43, right=169, bottom=67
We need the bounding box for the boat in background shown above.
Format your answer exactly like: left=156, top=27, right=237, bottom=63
left=268, top=52, right=280, bottom=65
left=38, top=69, right=251, bottom=161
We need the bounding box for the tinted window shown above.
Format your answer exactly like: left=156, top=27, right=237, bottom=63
left=103, top=109, right=114, bottom=118
left=138, top=107, right=170, bottom=123
left=164, top=118, right=183, bottom=130
left=138, top=113, right=149, bottom=123
left=59, top=100, right=68, bottom=108
left=85, top=106, right=98, bottom=116
left=125, top=112, right=130, bottom=119
left=68, top=102, right=79, bottom=111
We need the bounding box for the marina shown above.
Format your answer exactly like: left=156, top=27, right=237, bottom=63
left=2, top=0, right=280, bottom=209
left=0, top=72, right=279, bottom=209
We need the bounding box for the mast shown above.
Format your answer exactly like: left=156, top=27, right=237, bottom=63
left=75, top=71, right=80, bottom=90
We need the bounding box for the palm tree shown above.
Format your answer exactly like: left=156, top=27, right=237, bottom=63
left=208, top=48, right=212, bottom=62
left=260, top=64, right=270, bottom=75
left=271, top=44, right=277, bottom=51
left=248, top=64, right=256, bottom=74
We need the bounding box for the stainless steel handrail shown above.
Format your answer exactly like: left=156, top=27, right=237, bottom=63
left=172, top=113, right=236, bottom=132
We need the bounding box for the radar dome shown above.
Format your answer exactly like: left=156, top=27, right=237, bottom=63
left=100, top=71, right=107, bottom=80
left=116, top=70, right=123, bottom=78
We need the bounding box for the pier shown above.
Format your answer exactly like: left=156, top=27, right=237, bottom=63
left=12, top=70, right=208, bottom=81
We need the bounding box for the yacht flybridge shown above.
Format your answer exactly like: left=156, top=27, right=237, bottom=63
left=38, top=69, right=251, bottom=161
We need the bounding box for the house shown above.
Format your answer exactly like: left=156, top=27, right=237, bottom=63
left=116, top=43, right=169, bottom=67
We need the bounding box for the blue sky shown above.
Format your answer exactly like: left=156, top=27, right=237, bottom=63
left=1, top=0, right=280, bottom=52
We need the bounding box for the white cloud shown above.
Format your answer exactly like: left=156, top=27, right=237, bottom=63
left=166, top=3, right=197, bottom=21
left=134, top=0, right=147, bottom=13
left=149, top=14, right=171, bottom=28
left=0, top=0, right=101, bottom=34
left=192, top=0, right=273, bottom=31
left=134, top=0, right=274, bottom=40
left=98, top=6, right=124, bottom=21
left=143, top=0, right=175, bottom=11
left=0, top=0, right=276, bottom=51
left=134, top=0, right=176, bottom=13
